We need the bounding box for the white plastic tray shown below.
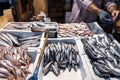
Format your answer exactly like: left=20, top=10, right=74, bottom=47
left=0, top=30, right=44, bottom=51
left=78, top=34, right=120, bottom=80
left=38, top=38, right=91, bottom=80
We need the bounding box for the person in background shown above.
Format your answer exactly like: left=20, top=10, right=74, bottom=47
left=69, top=0, right=120, bottom=33
left=0, top=0, right=10, bottom=16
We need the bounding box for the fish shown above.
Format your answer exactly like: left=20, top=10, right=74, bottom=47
left=56, top=53, right=61, bottom=62
left=57, top=23, right=92, bottom=37
left=73, top=65, right=78, bottom=72
left=0, top=60, right=15, bottom=74
left=93, top=65, right=110, bottom=78
left=43, top=62, right=53, bottom=76
left=0, top=39, right=10, bottom=47
left=110, top=46, right=120, bottom=58
left=0, top=67, right=12, bottom=75
left=1, top=33, right=13, bottom=45
left=21, top=41, right=40, bottom=47
left=4, top=60, right=15, bottom=69
left=105, top=60, right=120, bottom=77
left=0, top=34, right=12, bottom=45
left=43, top=42, right=81, bottom=76
left=6, top=33, right=20, bottom=46
left=0, top=73, right=7, bottom=78
left=93, top=62, right=109, bottom=74
left=68, top=64, right=72, bottom=72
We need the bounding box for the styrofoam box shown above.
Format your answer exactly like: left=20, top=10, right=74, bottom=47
left=38, top=38, right=92, bottom=80
left=78, top=34, right=120, bottom=80
left=2, top=22, right=58, bottom=31
left=0, top=46, right=40, bottom=80
left=0, top=30, right=45, bottom=51
left=2, top=22, right=58, bottom=38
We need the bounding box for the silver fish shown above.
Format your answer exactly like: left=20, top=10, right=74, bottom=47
left=93, top=62, right=109, bottom=73
left=57, top=42, right=61, bottom=52
left=4, top=59, right=15, bottom=69
left=110, top=46, right=120, bottom=57
left=0, top=39, right=10, bottom=47
left=73, top=65, right=78, bottom=72
left=0, top=34, right=12, bottom=45
left=43, top=62, right=52, bottom=76
left=18, top=35, right=41, bottom=41
left=93, top=65, right=110, bottom=77
left=52, top=64, right=59, bottom=76
left=0, top=67, right=11, bottom=75
left=1, top=33, right=13, bottom=45
left=0, top=60, right=15, bottom=74
left=6, top=33, right=20, bottom=46
left=0, top=73, right=7, bottom=78
left=68, top=65, right=72, bottom=72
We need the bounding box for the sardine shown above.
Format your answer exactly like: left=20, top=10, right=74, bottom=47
left=4, top=60, right=15, bottom=69
left=52, top=64, right=59, bottom=76
left=0, top=39, right=10, bottom=47
left=73, top=65, right=78, bottom=72
left=18, top=35, right=41, bottom=41
left=0, top=34, right=12, bottom=45
left=6, top=33, right=20, bottom=46
left=57, top=42, right=61, bottom=52
left=43, top=62, right=52, bottom=76
left=68, top=64, right=72, bottom=72
left=110, top=46, right=120, bottom=57
left=105, top=60, right=120, bottom=76
left=0, top=60, right=15, bottom=74
left=93, top=62, right=109, bottom=73
left=93, top=65, right=110, bottom=78
left=56, top=53, right=60, bottom=62
left=0, top=67, right=11, bottom=75
left=0, top=73, right=7, bottom=78
left=1, top=33, right=13, bottom=45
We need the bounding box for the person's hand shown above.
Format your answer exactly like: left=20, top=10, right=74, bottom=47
left=111, top=10, right=120, bottom=21
left=98, top=10, right=113, bottom=24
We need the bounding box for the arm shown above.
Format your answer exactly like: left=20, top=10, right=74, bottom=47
left=108, top=5, right=120, bottom=21
left=87, top=3, right=101, bottom=14
left=87, top=3, right=113, bottom=23
left=104, top=0, right=120, bottom=21
left=76, top=0, right=113, bottom=23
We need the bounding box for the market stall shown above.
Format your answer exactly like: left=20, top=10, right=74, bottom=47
left=0, top=21, right=119, bottom=80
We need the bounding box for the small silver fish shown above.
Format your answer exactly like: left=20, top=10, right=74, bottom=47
left=6, top=33, right=20, bottom=46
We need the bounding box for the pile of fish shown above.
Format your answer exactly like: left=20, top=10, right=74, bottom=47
left=43, top=42, right=81, bottom=76
left=0, top=46, right=31, bottom=80
left=81, top=34, right=120, bottom=77
left=0, top=32, right=41, bottom=47
left=4, top=23, right=31, bottom=31
left=57, top=22, right=93, bottom=37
